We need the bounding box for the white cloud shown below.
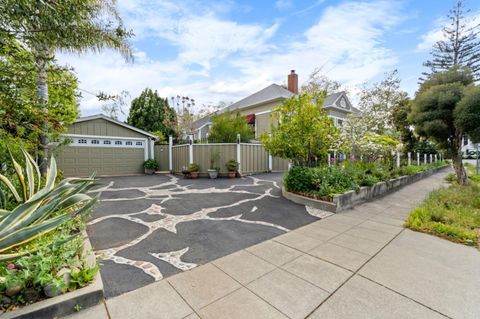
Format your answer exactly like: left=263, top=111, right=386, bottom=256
left=59, top=0, right=405, bottom=120
left=275, top=0, right=293, bottom=10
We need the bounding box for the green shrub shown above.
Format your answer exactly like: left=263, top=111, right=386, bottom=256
left=284, top=166, right=314, bottom=193
left=188, top=163, right=200, bottom=172
left=225, top=160, right=238, bottom=171
left=143, top=159, right=159, bottom=170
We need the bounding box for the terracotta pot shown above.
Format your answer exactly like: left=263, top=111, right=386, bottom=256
left=190, top=171, right=199, bottom=179
left=227, top=171, right=236, bottom=178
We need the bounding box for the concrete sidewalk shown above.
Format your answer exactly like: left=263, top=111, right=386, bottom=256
left=66, top=170, right=480, bottom=319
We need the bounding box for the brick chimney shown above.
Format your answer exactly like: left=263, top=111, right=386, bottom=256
left=287, top=70, right=298, bottom=94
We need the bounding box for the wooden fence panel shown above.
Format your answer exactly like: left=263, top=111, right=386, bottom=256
left=154, top=144, right=170, bottom=171
left=172, top=145, right=189, bottom=173
left=272, top=156, right=289, bottom=172
left=193, top=144, right=237, bottom=174
left=240, top=144, right=268, bottom=174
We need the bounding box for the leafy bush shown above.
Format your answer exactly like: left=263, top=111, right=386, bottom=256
left=188, top=163, right=200, bottom=172
left=284, top=166, right=314, bottom=193
left=143, top=159, right=159, bottom=170
left=225, top=160, right=238, bottom=171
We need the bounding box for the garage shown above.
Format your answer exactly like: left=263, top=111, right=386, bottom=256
left=56, top=114, right=157, bottom=177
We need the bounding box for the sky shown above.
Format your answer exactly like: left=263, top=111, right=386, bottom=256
left=57, top=0, right=480, bottom=120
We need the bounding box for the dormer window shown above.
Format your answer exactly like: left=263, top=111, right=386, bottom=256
left=339, top=97, right=347, bottom=108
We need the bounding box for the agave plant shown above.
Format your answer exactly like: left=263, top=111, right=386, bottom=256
left=0, top=150, right=98, bottom=262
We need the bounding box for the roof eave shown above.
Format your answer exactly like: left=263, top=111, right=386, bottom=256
left=75, top=114, right=158, bottom=139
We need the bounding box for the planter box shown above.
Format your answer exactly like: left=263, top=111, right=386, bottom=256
left=282, top=165, right=449, bottom=213
left=2, top=232, right=104, bottom=319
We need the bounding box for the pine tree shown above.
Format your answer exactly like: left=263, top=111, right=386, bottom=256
left=423, top=0, right=480, bottom=80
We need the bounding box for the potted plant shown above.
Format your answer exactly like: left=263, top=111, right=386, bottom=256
left=225, top=159, right=238, bottom=178
left=143, top=159, right=159, bottom=174
left=208, top=151, right=221, bottom=179
left=188, top=163, right=200, bottom=179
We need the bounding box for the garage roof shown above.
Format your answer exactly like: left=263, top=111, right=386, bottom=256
left=75, top=114, right=158, bottom=139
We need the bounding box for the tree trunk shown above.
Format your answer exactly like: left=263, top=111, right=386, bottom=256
left=452, top=133, right=468, bottom=185
left=35, top=47, right=50, bottom=175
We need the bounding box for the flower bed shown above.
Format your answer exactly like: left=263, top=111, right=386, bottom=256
left=283, top=161, right=449, bottom=212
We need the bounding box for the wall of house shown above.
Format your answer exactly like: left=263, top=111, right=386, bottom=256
left=67, top=119, right=146, bottom=138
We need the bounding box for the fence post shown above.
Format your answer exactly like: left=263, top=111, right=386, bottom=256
left=328, top=153, right=331, bottom=166
left=206, top=133, right=209, bottom=144
left=168, top=135, right=173, bottom=172
left=396, top=152, right=400, bottom=168
left=268, top=153, right=273, bottom=171
left=424, top=154, right=427, bottom=165
left=407, top=152, right=411, bottom=166
left=236, top=134, right=241, bottom=174
left=417, top=152, right=420, bottom=166
left=430, top=154, right=433, bottom=164
left=435, top=154, right=438, bottom=163
left=188, top=135, right=193, bottom=164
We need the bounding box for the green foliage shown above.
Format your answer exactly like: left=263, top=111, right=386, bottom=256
left=285, top=161, right=447, bottom=199
left=454, top=85, right=480, bottom=143
left=208, top=112, right=254, bottom=143
left=225, top=160, right=239, bottom=172
left=261, top=94, right=338, bottom=166
left=143, top=159, right=159, bottom=170
left=188, top=163, right=200, bottom=172
left=405, top=181, right=480, bottom=246
left=210, top=151, right=221, bottom=170
left=0, top=151, right=98, bottom=262
left=392, top=98, right=417, bottom=154
left=70, top=266, right=99, bottom=288
left=127, top=88, right=177, bottom=139
left=410, top=67, right=476, bottom=184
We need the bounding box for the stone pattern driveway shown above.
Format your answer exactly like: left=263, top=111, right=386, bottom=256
left=87, top=173, right=322, bottom=298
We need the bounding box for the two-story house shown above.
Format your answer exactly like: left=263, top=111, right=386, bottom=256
left=192, top=70, right=359, bottom=140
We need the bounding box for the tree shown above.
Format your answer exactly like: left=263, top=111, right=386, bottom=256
left=423, top=0, right=480, bottom=80
left=0, top=39, right=79, bottom=165
left=410, top=67, right=479, bottom=184
left=170, top=95, right=195, bottom=139
left=260, top=94, right=338, bottom=166
left=301, top=67, right=342, bottom=98
left=101, top=91, right=130, bottom=120
left=391, top=98, right=418, bottom=154
left=357, top=70, right=408, bottom=134
left=0, top=0, right=133, bottom=173
left=127, top=89, right=176, bottom=141
left=208, top=112, right=254, bottom=143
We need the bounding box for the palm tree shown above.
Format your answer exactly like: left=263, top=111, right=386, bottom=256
left=0, top=0, right=133, bottom=174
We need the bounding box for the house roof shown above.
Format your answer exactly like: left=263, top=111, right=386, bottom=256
left=192, top=85, right=359, bottom=130
left=75, top=114, right=158, bottom=139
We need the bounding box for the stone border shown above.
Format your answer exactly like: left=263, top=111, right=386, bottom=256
left=3, top=232, right=104, bottom=319
left=282, top=165, right=449, bottom=213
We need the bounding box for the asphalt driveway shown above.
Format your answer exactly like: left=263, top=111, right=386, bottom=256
left=87, top=173, right=321, bottom=298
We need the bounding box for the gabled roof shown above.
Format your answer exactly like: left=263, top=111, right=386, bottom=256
left=75, top=114, right=158, bottom=139
left=322, top=91, right=361, bottom=114
left=222, top=84, right=294, bottom=113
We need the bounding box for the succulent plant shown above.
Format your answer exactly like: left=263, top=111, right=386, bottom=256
left=0, top=150, right=98, bottom=262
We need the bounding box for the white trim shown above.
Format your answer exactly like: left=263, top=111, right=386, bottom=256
left=168, top=136, right=173, bottom=171
left=64, top=133, right=147, bottom=141
left=188, top=135, right=194, bottom=164
left=196, top=122, right=212, bottom=131
left=254, top=110, right=272, bottom=116
left=67, top=136, right=145, bottom=148
left=149, top=139, right=154, bottom=159
left=144, top=138, right=148, bottom=161
left=74, top=114, right=158, bottom=139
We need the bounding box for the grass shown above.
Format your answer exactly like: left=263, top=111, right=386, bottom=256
left=405, top=163, right=480, bottom=246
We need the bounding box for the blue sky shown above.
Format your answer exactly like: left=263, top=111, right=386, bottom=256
left=58, top=0, right=480, bottom=119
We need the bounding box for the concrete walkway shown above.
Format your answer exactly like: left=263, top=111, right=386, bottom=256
left=66, top=169, right=480, bottom=319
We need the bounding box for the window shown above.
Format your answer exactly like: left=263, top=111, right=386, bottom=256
left=337, top=119, right=343, bottom=127
left=126, top=141, right=133, bottom=146
left=103, top=140, right=111, bottom=145
left=78, top=139, right=87, bottom=144
left=136, top=141, right=143, bottom=146
left=115, top=141, right=123, bottom=145
left=91, top=139, right=99, bottom=144
left=464, top=136, right=469, bottom=146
